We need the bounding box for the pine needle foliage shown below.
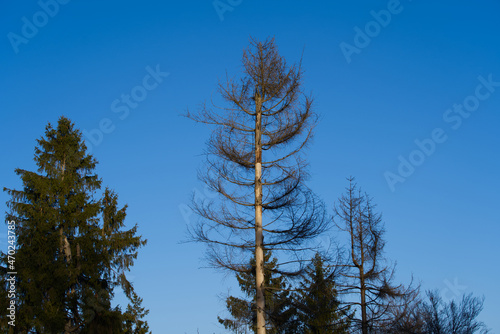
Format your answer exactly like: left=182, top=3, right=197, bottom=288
left=218, top=249, right=300, bottom=334
left=1, top=116, right=149, bottom=333
left=296, top=253, right=351, bottom=334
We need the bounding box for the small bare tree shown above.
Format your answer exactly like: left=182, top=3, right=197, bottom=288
left=334, top=177, right=418, bottom=334
left=419, top=291, right=490, bottom=334
left=187, top=37, right=327, bottom=334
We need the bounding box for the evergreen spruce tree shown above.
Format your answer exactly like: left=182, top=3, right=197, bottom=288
left=1, top=116, right=149, bottom=333
left=218, top=249, right=299, bottom=334
left=296, top=253, right=351, bottom=334
left=122, top=290, right=151, bottom=334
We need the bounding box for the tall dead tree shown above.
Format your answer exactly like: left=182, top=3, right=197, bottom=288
left=187, top=37, right=326, bottom=334
left=334, top=178, right=418, bottom=334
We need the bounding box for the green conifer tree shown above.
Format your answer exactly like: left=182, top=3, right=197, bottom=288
left=296, top=253, right=351, bottom=334
left=1, top=116, right=149, bottom=333
left=218, top=249, right=299, bottom=334
left=122, top=290, right=151, bottom=334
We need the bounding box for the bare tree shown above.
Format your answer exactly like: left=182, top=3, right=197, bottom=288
left=334, top=177, right=418, bottom=334
left=419, top=290, right=490, bottom=334
left=187, top=37, right=327, bottom=334
left=382, top=290, right=490, bottom=334
left=378, top=291, right=425, bottom=334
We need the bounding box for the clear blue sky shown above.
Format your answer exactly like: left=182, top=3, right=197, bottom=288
left=2, top=1, right=499, bottom=333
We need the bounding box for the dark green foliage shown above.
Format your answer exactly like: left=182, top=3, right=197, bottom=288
left=81, top=305, right=123, bottom=334
left=1, top=116, right=149, bottom=333
left=296, top=253, right=350, bottom=334
left=218, top=250, right=299, bottom=333
left=0, top=273, right=12, bottom=333
left=122, top=290, right=151, bottom=334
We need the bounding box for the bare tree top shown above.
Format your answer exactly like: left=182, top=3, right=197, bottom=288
left=186, top=37, right=327, bottom=274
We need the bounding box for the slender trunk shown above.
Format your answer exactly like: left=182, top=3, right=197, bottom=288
left=59, top=157, right=76, bottom=333
left=60, top=229, right=72, bottom=263
left=357, top=205, right=368, bottom=334
left=60, top=227, right=76, bottom=333
left=254, top=94, right=266, bottom=334
left=360, top=273, right=367, bottom=334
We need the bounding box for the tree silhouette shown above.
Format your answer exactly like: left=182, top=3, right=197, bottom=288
left=420, top=291, right=489, bottom=334
left=334, top=177, right=417, bottom=334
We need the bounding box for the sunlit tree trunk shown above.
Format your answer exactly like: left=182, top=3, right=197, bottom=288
left=254, top=94, right=266, bottom=334
left=188, top=38, right=327, bottom=334
left=360, top=274, right=367, bottom=334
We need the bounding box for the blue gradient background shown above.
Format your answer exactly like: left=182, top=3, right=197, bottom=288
left=1, top=1, right=499, bottom=333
